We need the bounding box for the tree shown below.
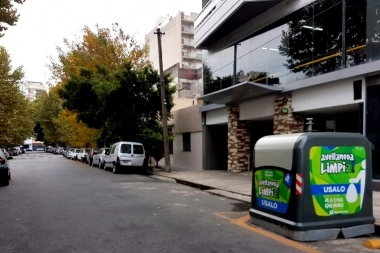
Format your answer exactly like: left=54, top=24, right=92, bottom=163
left=33, top=87, right=62, bottom=145
left=58, top=63, right=175, bottom=147
left=48, top=23, right=151, bottom=85
left=0, top=0, right=26, bottom=37
left=33, top=84, right=98, bottom=147
left=53, top=110, right=98, bottom=148
left=52, top=25, right=175, bottom=162
left=0, top=46, right=33, bottom=147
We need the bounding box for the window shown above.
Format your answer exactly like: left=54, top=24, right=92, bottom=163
left=110, top=145, right=116, bottom=154
left=120, top=144, right=131, bottom=154
left=133, top=145, right=144, bottom=155
left=182, top=82, right=191, bottom=90
left=182, top=133, right=191, bottom=151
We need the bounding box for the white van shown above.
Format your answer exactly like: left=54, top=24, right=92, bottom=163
left=103, top=141, right=146, bottom=174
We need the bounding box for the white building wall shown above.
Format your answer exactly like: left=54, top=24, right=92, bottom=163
left=292, top=78, right=365, bottom=112
left=173, top=132, right=203, bottom=170
left=240, top=96, right=275, bottom=120
left=206, top=107, right=228, bottom=125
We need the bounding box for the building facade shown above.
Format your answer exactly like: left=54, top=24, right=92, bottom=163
left=145, top=11, right=203, bottom=99
left=195, top=0, right=380, bottom=182
left=21, top=81, right=46, bottom=101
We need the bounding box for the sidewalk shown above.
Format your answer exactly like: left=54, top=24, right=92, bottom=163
left=152, top=169, right=380, bottom=231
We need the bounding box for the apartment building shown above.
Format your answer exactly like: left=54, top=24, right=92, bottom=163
left=145, top=11, right=203, bottom=100
left=21, top=81, right=46, bottom=101
left=195, top=0, right=380, bottom=185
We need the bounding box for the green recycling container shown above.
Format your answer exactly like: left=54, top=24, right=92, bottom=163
left=249, top=132, right=375, bottom=241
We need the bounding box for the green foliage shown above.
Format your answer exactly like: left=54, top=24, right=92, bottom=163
left=59, top=62, right=175, bottom=149
left=33, top=122, right=45, bottom=141
left=0, top=0, right=26, bottom=37
left=33, top=89, right=62, bottom=145
left=0, top=46, right=33, bottom=147
left=53, top=25, right=175, bottom=161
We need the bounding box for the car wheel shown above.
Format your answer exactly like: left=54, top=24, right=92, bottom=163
left=2, top=173, right=9, bottom=186
left=113, top=163, right=118, bottom=174
left=99, top=160, right=103, bottom=169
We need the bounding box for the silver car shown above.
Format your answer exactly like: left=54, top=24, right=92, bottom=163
left=92, top=148, right=110, bottom=169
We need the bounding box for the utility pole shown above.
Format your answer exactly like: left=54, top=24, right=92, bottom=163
left=155, top=27, right=171, bottom=173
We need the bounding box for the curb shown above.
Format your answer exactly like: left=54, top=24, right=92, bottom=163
left=151, top=172, right=252, bottom=202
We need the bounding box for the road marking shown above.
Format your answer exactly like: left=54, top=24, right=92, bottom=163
left=214, top=213, right=322, bottom=253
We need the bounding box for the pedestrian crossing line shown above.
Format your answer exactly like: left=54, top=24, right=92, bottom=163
left=213, top=212, right=322, bottom=253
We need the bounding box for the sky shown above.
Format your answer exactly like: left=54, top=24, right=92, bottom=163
left=0, top=0, right=201, bottom=85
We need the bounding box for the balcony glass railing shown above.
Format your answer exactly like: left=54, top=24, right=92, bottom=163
left=183, top=52, right=202, bottom=59
left=182, top=39, right=194, bottom=45
left=182, top=27, right=194, bottom=33
left=194, top=0, right=220, bottom=28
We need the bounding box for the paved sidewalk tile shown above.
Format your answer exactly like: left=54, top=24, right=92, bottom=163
left=154, top=169, right=380, bottom=227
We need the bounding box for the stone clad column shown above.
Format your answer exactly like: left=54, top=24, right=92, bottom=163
left=227, top=106, right=250, bottom=173
left=273, top=95, right=304, bottom=134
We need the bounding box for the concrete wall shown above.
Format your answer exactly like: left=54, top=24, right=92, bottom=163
left=292, top=77, right=365, bottom=112
left=206, top=107, right=228, bottom=125
left=146, top=12, right=182, bottom=71
left=173, top=132, right=203, bottom=170
left=172, top=105, right=202, bottom=134
left=240, top=96, right=275, bottom=120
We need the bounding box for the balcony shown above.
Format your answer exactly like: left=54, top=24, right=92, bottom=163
left=182, top=52, right=202, bottom=60
left=194, top=0, right=284, bottom=49
left=182, top=38, right=194, bottom=47
left=182, top=27, right=194, bottom=34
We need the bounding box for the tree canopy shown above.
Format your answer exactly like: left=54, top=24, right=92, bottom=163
left=0, top=46, right=33, bottom=147
left=33, top=85, right=98, bottom=147
left=0, top=0, right=26, bottom=37
left=50, top=24, right=175, bottom=161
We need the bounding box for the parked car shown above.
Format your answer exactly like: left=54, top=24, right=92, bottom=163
left=103, top=141, right=146, bottom=174
left=77, top=148, right=90, bottom=163
left=86, top=148, right=100, bottom=166
left=66, top=148, right=75, bottom=159
left=71, top=149, right=82, bottom=161
left=8, top=148, right=18, bottom=156
left=92, top=148, right=110, bottom=169
left=0, top=149, right=12, bottom=186
left=2, top=149, right=10, bottom=159
left=63, top=147, right=70, bottom=157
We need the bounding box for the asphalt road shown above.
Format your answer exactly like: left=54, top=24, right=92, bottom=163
left=1, top=152, right=378, bottom=253
left=0, top=152, right=310, bottom=253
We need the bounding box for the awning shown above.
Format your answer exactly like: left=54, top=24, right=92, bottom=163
left=199, top=81, right=282, bottom=105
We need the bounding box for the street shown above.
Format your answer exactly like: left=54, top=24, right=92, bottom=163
left=0, top=152, right=378, bottom=253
